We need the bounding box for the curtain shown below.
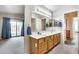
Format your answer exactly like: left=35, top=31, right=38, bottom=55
left=21, top=20, right=24, bottom=36
left=2, top=17, right=11, bottom=39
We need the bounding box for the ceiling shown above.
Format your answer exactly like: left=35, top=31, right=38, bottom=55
left=0, top=5, right=78, bottom=15
left=43, top=5, right=61, bottom=12
left=43, top=5, right=79, bottom=12
left=0, top=5, right=24, bottom=14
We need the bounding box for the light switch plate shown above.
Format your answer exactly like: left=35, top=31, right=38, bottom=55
left=35, top=43, right=37, bottom=47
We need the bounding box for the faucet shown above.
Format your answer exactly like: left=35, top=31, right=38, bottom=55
left=37, top=32, right=41, bottom=35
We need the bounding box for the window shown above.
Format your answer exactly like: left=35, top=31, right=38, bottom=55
left=10, top=20, right=16, bottom=37
left=10, top=19, right=23, bottom=37
left=17, top=20, right=23, bottom=36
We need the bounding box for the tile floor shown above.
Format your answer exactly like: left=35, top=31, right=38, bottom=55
left=0, top=36, right=24, bottom=54
left=48, top=33, right=78, bottom=54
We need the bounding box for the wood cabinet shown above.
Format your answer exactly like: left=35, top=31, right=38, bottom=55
left=30, top=38, right=47, bottom=54
left=54, top=34, right=57, bottom=45
left=64, top=11, right=77, bottom=40
left=29, top=33, right=61, bottom=54
left=45, top=36, right=53, bottom=50
left=57, top=33, right=61, bottom=43
left=66, top=30, right=70, bottom=39
left=38, top=38, right=47, bottom=54
left=30, top=37, right=38, bottom=54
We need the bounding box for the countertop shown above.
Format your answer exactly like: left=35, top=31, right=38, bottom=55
left=29, top=27, right=62, bottom=39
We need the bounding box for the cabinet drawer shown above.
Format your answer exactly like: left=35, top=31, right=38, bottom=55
left=39, top=42, right=47, bottom=54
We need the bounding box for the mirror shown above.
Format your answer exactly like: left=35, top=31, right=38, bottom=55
left=31, top=18, right=36, bottom=32
left=54, top=20, right=62, bottom=27
left=31, top=6, right=53, bottom=32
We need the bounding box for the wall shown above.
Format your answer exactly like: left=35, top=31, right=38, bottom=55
left=53, top=5, right=78, bottom=44
left=0, top=18, right=3, bottom=40
left=24, top=5, right=32, bottom=53
left=0, top=13, right=23, bottom=40
left=75, top=6, right=79, bottom=31
left=0, top=6, right=24, bottom=14
left=73, top=17, right=79, bottom=32
left=53, top=6, right=77, bottom=19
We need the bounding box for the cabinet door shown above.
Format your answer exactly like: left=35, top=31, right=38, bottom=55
left=30, top=38, right=38, bottom=54
left=45, top=36, right=53, bottom=50
left=51, top=35, right=54, bottom=47
left=56, top=33, right=60, bottom=43
left=53, top=34, right=58, bottom=46
left=39, top=42, right=47, bottom=54
left=66, top=30, right=70, bottom=39
left=38, top=38, right=47, bottom=54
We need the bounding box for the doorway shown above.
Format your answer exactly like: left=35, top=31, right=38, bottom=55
left=64, top=11, right=77, bottom=40
left=64, top=11, right=78, bottom=45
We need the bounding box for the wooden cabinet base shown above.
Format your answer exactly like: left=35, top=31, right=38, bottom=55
left=29, top=33, right=61, bottom=54
left=45, top=42, right=60, bottom=54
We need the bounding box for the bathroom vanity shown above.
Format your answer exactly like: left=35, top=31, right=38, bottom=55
left=29, top=31, right=61, bottom=54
